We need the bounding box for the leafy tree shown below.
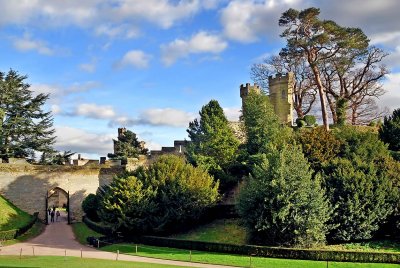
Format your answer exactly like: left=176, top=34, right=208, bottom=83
left=379, top=108, right=400, bottom=151
left=296, top=127, right=342, bottom=171
left=237, top=145, right=330, bottom=247
left=323, top=157, right=394, bottom=241
left=186, top=100, right=240, bottom=189
left=321, top=127, right=397, bottom=241
left=108, top=129, right=148, bottom=164
left=0, top=70, right=56, bottom=160
left=99, top=155, right=219, bottom=234
left=242, top=91, right=292, bottom=156
left=279, top=7, right=369, bottom=130
left=40, top=150, right=75, bottom=165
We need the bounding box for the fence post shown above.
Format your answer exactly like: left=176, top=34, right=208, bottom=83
left=326, top=260, right=329, bottom=268
left=20, top=248, right=22, bottom=259
left=135, top=245, right=138, bottom=254
left=32, top=246, right=35, bottom=256
left=249, top=255, right=252, bottom=268
left=190, top=250, right=192, bottom=262
left=116, top=250, right=119, bottom=261
left=64, top=249, right=67, bottom=261
left=80, top=248, right=82, bottom=258
left=97, top=239, right=100, bottom=248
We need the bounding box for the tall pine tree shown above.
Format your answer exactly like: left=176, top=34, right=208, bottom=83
left=0, top=70, right=55, bottom=161
left=186, top=100, right=240, bottom=190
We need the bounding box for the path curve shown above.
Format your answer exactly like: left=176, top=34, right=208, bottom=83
left=0, top=212, right=238, bottom=268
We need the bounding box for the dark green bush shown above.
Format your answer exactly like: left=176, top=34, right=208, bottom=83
left=82, top=194, right=100, bottom=221
left=0, top=229, right=18, bottom=240
left=296, top=118, right=306, bottom=127
left=83, top=216, right=113, bottom=235
left=134, top=236, right=400, bottom=263
left=303, top=115, right=316, bottom=126
left=0, top=212, right=37, bottom=240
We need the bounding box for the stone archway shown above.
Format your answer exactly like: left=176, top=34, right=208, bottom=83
left=46, top=187, right=70, bottom=224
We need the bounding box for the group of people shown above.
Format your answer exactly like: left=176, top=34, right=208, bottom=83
left=48, top=206, right=61, bottom=223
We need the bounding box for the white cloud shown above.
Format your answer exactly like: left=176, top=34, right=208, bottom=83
left=12, top=34, right=54, bottom=55
left=0, top=1, right=216, bottom=37
left=379, top=72, right=400, bottom=111
left=223, top=107, right=241, bottom=121
left=161, top=31, right=227, bottom=65
left=115, top=50, right=151, bottom=69
left=72, top=103, right=116, bottom=119
left=31, top=81, right=100, bottom=101
left=54, top=126, right=114, bottom=156
left=109, top=108, right=195, bottom=127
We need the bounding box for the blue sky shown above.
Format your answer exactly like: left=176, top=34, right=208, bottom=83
left=1, top=0, right=399, bottom=159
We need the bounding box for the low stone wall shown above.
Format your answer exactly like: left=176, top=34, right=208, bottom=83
left=0, top=163, right=124, bottom=221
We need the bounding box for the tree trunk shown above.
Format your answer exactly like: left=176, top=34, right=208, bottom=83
left=311, top=65, right=330, bottom=131
left=326, top=94, right=337, bottom=124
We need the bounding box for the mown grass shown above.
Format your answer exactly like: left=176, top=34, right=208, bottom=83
left=71, top=222, right=103, bottom=245
left=0, top=195, right=32, bottom=231
left=0, top=256, right=182, bottom=268
left=169, top=218, right=248, bottom=244
left=101, top=243, right=399, bottom=268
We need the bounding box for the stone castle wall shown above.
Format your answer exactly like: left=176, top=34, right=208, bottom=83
left=0, top=163, right=124, bottom=221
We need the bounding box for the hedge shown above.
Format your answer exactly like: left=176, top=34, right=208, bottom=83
left=0, top=212, right=38, bottom=241
left=131, top=236, right=400, bottom=264
left=82, top=216, right=113, bottom=236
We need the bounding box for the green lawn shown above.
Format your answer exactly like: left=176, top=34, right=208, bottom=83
left=101, top=243, right=399, bottom=268
left=0, top=256, right=182, bottom=268
left=169, top=218, right=248, bottom=244
left=0, top=195, right=33, bottom=231
left=71, top=222, right=103, bottom=245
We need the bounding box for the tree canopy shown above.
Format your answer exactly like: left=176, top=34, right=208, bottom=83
left=379, top=108, right=400, bottom=151
left=186, top=100, right=240, bottom=189
left=0, top=69, right=55, bottom=161
left=108, top=128, right=148, bottom=164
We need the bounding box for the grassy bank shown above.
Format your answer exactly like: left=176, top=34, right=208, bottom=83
left=1, top=221, right=45, bottom=246
left=71, top=222, right=102, bottom=245
left=0, top=195, right=32, bottom=231
left=0, top=256, right=182, bottom=268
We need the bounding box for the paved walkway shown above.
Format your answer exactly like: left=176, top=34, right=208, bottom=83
left=0, top=212, right=238, bottom=268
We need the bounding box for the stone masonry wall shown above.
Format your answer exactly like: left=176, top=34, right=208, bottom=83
left=0, top=163, right=124, bottom=221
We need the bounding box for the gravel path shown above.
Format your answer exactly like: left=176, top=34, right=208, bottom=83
left=0, top=212, right=238, bottom=268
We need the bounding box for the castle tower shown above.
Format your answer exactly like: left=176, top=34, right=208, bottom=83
left=240, top=83, right=261, bottom=108
left=268, top=72, right=294, bottom=125
left=240, top=73, right=294, bottom=125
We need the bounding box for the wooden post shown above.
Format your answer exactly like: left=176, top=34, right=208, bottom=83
left=65, top=249, right=67, bottom=261
left=249, top=255, right=252, bottom=268
left=20, top=248, right=22, bottom=259
left=80, top=248, right=82, bottom=258
left=116, top=250, right=119, bottom=261
left=32, top=246, right=35, bottom=256
left=189, top=250, right=192, bottom=262
left=135, top=245, right=138, bottom=254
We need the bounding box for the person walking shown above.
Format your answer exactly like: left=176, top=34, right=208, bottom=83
left=56, top=210, right=60, bottom=222
left=50, top=210, right=55, bottom=223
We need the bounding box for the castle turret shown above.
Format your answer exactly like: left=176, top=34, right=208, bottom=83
left=240, top=83, right=261, bottom=108
left=240, top=72, right=294, bottom=125
left=268, top=72, right=294, bottom=125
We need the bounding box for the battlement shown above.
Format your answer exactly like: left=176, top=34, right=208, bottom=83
left=268, top=72, right=294, bottom=86
left=240, top=83, right=260, bottom=99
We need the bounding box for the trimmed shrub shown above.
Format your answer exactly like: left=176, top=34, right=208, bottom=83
left=296, top=118, right=306, bottom=127
left=82, top=194, right=100, bottom=221
left=132, top=236, right=400, bottom=264
left=82, top=216, right=113, bottom=236
left=0, top=212, right=38, bottom=240
left=303, top=115, right=316, bottom=126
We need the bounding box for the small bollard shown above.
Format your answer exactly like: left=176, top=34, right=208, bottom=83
left=65, top=249, right=67, bottom=261
left=135, top=245, right=138, bottom=254
left=32, top=246, right=35, bottom=256
left=326, top=260, right=329, bottom=268
left=189, top=250, right=192, bottom=262
left=97, top=239, right=100, bottom=248
left=249, top=255, right=251, bottom=268
left=20, top=248, right=22, bottom=259
left=80, top=248, right=82, bottom=258
left=116, top=250, right=119, bottom=261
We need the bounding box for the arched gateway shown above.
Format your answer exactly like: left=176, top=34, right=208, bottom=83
left=46, top=187, right=70, bottom=224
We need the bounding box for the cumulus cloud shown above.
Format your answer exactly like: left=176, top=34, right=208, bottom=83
left=79, top=59, right=97, bottom=73
left=223, top=107, right=241, bottom=121
left=379, top=72, right=400, bottom=111
left=109, top=108, right=195, bottom=127
left=115, top=50, right=152, bottom=69
left=31, top=81, right=100, bottom=100
left=0, top=1, right=216, bottom=38
left=54, top=126, right=114, bottom=156
left=12, top=34, right=54, bottom=55
left=161, top=31, right=227, bottom=65
left=69, top=103, right=116, bottom=119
